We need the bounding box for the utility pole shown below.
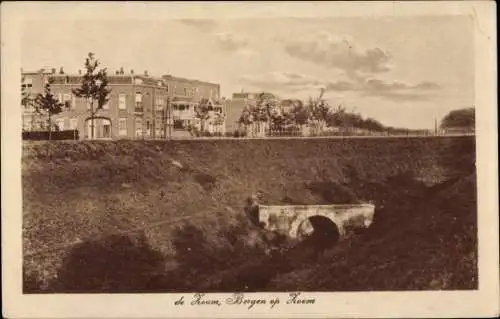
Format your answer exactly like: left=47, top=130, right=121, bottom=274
left=152, top=88, right=156, bottom=139
left=163, top=96, right=167, bottom=139
left=165, top=96, right=171, bottom=139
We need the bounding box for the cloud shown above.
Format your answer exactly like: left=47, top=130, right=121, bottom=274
left=284, top=31, right=391, bottom=76
left=363, top=78, right=441, bottom=91
left=279, top=30, right=441, bottom=101
left=326, top=81, right=357, bottom=91
left=413, top=81, right=441, bottom=90
left=324, top=77, right=441, bottom=102
left=240, top=70, right=440, bottom=102
left=215, top=32, right=249, bottom=51
left=361, top=78, right=441, bottom=101
left=179, top=19, right=217, bottom=31
left=362, top=91, right=433, bottom=102
left=240, top=71, right=324, bottom=92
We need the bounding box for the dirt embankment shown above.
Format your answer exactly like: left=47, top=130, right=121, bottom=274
left=22, top=137, right=476, bottom=292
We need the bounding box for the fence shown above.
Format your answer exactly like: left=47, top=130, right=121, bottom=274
left=22, top=130, right=79, bottom=141
left=21, top=129, right=474, bottom=142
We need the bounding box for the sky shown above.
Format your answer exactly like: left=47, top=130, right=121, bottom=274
left=21, top=16, right=474, bottom=129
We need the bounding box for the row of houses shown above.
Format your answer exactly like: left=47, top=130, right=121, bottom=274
left=21, top=68, right=228, bottom=139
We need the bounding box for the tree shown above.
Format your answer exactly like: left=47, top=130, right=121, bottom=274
left=306, top=97, right=330, bottom=135
left=287, top=100, right=309, bottom=136
left=195, top=98, right=213, bottom=132
left=290, top=100, right=308, bottom=127
left=238, top=105, right=254, bottom=126
left=327, top=104, right=347, bottom=128
left=440, top=108, right=475, bottom=129
left=362, top=117, right=384, bottom=132
left=33, top=77, right=67, bottom=140
left=72, top=52, right=111, bottom=139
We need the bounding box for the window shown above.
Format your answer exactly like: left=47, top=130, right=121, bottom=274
left=58, top=93, right=63, bottom=103
left=22, top=78, right=33, bottom=89
left=157, top=96, right=164, bottom=105
left=23, top=120, right=32, bottom=131
left=135, top=118, right=143, bottom=137
left=71, top=95, right=76, bottom=108
left=134, top=78, right=143, bottom=85
left=156, top=96, right=164, bottom=111
left=56, top=118, right=65, bottom=131
left=166, top=85, right=169, bottom=93
left=61, top=93, right=72, bottom=109
left=36, top=120, right=45, bottom=130
left=183, top=88, right=188, bottom=96
left=119, top=93, right=126, bottom=110
left=119, top=118, right=127, bottom=130
left=173, top=119, right=184, bottom=130
left=83, top=97, right=90, bottom=109
left=103, top=123, right=111, bottom=138
left=135, top=92, right=143, bottom=110
left=70, top=118, right=78, bottom=129
left=118, top=118, right=127, bottom=136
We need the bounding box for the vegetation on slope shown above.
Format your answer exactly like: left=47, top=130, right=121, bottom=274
left=22, top=137, right=476, bottom=292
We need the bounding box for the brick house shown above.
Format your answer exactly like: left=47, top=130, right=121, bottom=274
left=21, top=68, right=222, bottom=139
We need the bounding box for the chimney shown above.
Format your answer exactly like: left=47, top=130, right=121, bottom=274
left=59, top=67, right=65, bottom=74
left=120, top=67, right=124, bottom=75
left=78, top=69, right=82, bottom=75
left=116, top=70, right=119, bottom=75
left=131, top=69, right=134, bottom=75
left=144, top=70, right=149, bottom=77
left=51, top=68, right=56, bottom=74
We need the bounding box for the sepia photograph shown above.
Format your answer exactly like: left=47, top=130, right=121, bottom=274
left=2, top=1, right=498, bottom=318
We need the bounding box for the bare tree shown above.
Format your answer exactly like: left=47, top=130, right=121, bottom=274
left=72, top=52, right=111, bottom=139
left=33, top=77, right=67, bottom=140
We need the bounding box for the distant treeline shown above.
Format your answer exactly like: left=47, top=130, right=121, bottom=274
left=237, top=94, right=435, bottom=137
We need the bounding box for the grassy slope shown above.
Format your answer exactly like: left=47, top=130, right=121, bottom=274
left=22, top=137, right=476, bottom=291
left=270, top=173, right=477, bottom=291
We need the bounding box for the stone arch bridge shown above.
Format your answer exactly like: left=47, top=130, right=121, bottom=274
left=256, top=203, right=376, bottom=243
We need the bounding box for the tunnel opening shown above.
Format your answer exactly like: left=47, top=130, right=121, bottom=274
left=297, top=215, right=341, bottom=249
